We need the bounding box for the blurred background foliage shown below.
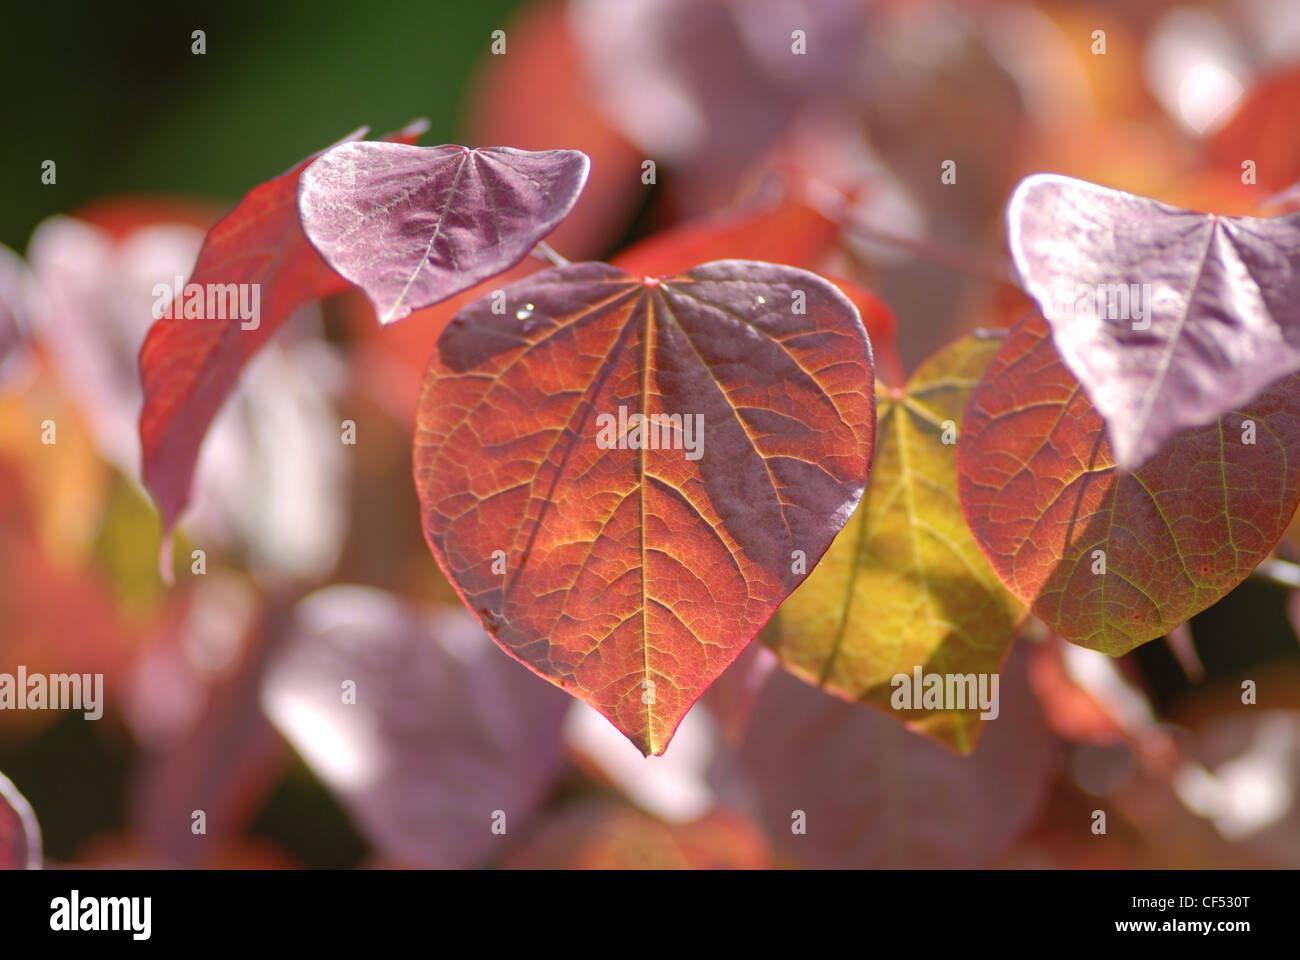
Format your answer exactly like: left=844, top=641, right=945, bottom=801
left=0, top=1, right=520, bottom=251
left=1, top=0, right=1299, bottom=869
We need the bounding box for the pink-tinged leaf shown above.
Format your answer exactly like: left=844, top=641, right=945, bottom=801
left=0, top=771, right=41, bottom=870
left=138, top=122, right=426, bottom=534
left=261, top=586, right=570, bottom=868
left=717, top=647, right=1059, bottom=868
left=1008, top=173, right=1300, bottom=470
left=415, top=260, right=876, bottom=756
left=297, top=143, right=590, bottom=324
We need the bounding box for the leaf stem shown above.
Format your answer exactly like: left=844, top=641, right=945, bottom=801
left=531, top=240, right=570, bottom=268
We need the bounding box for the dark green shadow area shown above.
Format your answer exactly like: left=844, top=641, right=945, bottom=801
left=0, top=0, right=523, bottom=249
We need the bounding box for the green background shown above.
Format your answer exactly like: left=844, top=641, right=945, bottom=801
left=0, top=0, right=524, bottom=250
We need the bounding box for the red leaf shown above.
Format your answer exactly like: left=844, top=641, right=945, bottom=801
left=138, top=122, right=426, bottom=534
left=415, top=260, right=875, bottom=755
left=611, top=188, right=840, bottom=277
left=611, top=188, right=904, bottom=384
left=297, top=143, right=590, bottom=323
left=1206, top=64, right=1300, bottom=194
left=957, top=312, right=1300, bottom=654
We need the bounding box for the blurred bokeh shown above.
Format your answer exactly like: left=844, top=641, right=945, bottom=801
left=1, top=0, right=1299, bottom=868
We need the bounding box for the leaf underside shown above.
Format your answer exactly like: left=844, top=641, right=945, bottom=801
left=1009, top=173, right=1300, bottom=470
left=297, top=142, right=590, bottom=323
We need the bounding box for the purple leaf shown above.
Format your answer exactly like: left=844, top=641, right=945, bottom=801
left=1008, top=173, right=1300, bottom=469
left=297, top=143, right=590, bottom=324
left=714, top=648, right=1059, bottom=868
left=0, top=771, right=41, bottom=870
left=260, top=586, right=570, bottom=868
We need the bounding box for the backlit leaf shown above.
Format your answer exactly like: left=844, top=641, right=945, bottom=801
left=138, top=122, right=426, bottom=534
left=297, top=143, right=590, bottom=324
left=611, top=186, right=904, bottom=384
left=414, top=259, right=875, bottom=755
left=765, top=331, right=1023, bottom=752
left=1008, top=173, right=1300, bottom=470
left=957, top=312, right=1300, bottom=655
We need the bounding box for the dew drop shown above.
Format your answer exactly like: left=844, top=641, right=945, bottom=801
left=516, top=303, right=535, bottom=320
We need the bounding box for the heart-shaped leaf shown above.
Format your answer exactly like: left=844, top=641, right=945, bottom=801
left=1007, top=173, right=1300, bottom=469
left=765, top=331, right=1023, bottom=753
left=414, top=259, right=875, bottom=755
left=611, top=193, right=904, bottom=385
left=139, top=121, right=427, bottom=534
left=957, top=312, right=1300, bottom=655
left=297, top=143, right=590, bottom=324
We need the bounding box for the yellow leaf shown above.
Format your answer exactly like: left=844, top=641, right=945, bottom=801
left=765, top=331, right=1024, bottom=753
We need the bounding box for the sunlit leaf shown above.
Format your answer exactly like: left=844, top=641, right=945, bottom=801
left=415, top=259, right=875, bottom=755
left=957, top=312, right=1300, bottom=655
left=766, top=331, right=1022, bottom=752
left=297, top=143, right=589, bottom=324
left=138, top=121, right=426, bottom=534
left=1008, top=173, right=1300, bottom=469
